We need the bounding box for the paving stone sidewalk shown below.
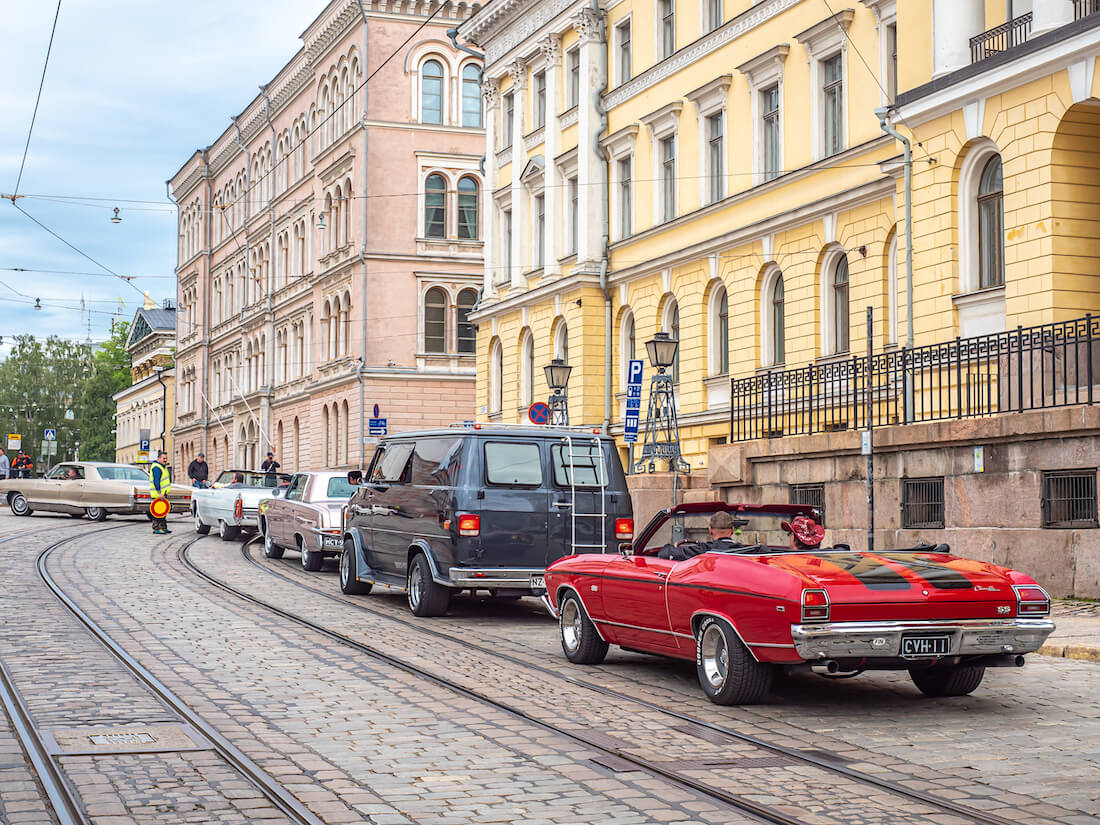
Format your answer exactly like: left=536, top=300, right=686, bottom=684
left=1044, top=600, right=1100, bottom=662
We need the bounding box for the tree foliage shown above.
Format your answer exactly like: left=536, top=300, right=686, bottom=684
left=78, top=322, right=132, bottom=461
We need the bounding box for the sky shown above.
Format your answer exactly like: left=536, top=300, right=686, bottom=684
left=0, top=0, right=323, bottom=358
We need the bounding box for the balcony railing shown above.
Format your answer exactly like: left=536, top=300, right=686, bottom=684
left=970, top=12, right=1032, bottom=63
left=731, top=314, right=1100, bottom=442
left=1077, top=0, right=1100, bottom=19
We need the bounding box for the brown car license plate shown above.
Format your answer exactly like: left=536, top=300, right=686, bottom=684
left=901, top=634, right=951, bottom=657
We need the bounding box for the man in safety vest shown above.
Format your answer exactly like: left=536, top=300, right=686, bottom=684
left=149, top=450, right=172, bottom=535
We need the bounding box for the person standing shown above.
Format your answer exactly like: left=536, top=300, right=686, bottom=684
left=0, top=447, right=8, bottom=480
left=149, top=450, right=172, bottom=535
left=187, top=452, right=209, bottom=489
left=260, top=451, right=280, bottom=486
left=11, top=450, right=33, bottom=479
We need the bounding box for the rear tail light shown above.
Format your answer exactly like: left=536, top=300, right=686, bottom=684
left=234, top=496, right=243, bottom=520
left=801, top=589, right=830, bottom=623
left=1013, top=585, right=1050, bottom=616
left=457, top=514, right=480, bottom=537
left=614, top=518, right=634, bottom=540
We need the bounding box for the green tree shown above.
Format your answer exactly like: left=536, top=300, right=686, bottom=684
left=78, top=321, right=132, bottom=461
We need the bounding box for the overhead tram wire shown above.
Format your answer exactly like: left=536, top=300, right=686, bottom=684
left=9, top=0, right=63, bottom=200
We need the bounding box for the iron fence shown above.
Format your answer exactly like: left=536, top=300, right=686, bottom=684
left=970, top=12, right=1032, bottom=62
left=1076, top=0, right=1100, bottom=20
left=731, top=314, right=1099, bottom=442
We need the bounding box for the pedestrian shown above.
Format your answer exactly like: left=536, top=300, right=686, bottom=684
left=149, top=450, right=172, bottom=535
left=261, top=450, right=280, bottom=486
left=187, top=452, right=209, bottom=489
left=0, top=447, right=8, bottom=480
left=11, top=450, right=33, bottom=479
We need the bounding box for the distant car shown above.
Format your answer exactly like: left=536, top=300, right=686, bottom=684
left=191, top=469, right=291, bottom=541
left=544, top=502, right=1056, bottom=705
left=0, top=461, right=193, bottom=521
left=259, top=471, right=357, bottom=571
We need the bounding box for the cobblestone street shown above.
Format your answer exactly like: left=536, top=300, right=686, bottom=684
left=0, top=516, right=1097, bottom=824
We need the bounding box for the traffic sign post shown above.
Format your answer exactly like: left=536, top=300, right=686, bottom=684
left=43, top=428, right=56, bottom=441
left=623, top=359, right=644, bottom=443
left=527, top=401, right=551, bottom=425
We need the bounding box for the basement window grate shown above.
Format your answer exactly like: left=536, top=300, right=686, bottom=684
left=790, top=483, right=825, bottom=525
left=1042, top=469, right=1098, bottom=529
left=902, top=478, right=945, bottom=529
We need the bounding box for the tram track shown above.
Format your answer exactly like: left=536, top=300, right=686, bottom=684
left=1, top=521, right=328, bottom=825
left=179, top=534, right=1039, bottom=825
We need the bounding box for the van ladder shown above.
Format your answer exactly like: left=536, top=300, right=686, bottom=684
left=560, top=435, right=609, bottom=555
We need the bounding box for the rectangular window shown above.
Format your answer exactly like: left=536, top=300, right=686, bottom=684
left=503, top=92, right=514, bottom=147
left=502, top=209, right=512, bottom=281
left=762, top=84, right=780, bottom=182
left=371, top=443, right=413, bottom=484
left=707, top=113, right=724, bottom=204
left=823, top=53, right=844, bottom=157
left=569, top=177, right=579, bottom=254
left=535, top=194, right=545, bottom=267
left=424, top=294, right=446, bottom=353
left=485, top=442, right=543, bottom=486
left=534, top=71, right=546, bottom=129
left=617, top=20, right=631, bottom=84
left=886, top=23, right=898, bottom=102
left=568, top=49, right=580, bottom=108
left=1042, top=470, right=1098, bottom=528
left=790, top=483, right=826, bottom=525
left=660, top=136, right=676, bottom=222
left=659, top=0, right=675, bottom=58
left=410, top=438, right=463, bottom=486
left=902, top=478, right=945, bottom=529
left=707, top=0, right=722, bottom=31
left=618, top=156, right=632, bottom=238
left=552, top=443, right=607, bottom=488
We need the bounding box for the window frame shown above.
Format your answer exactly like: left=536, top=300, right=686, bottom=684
left=534, top=70, right=547, bottom=129
left=483, top=441, right=544, bottom=487
left=901, top=477, right=946, bottom=530
left=822, top=52, right=844, bottom=158
left=567, top=48, right=580, bottom=109
left=616, top=18, right=632, bottom=85
left=502, top=91, right=514, bottom=148
left=423, top=173, right=447, bottom=238
left=457, top=176, right=479, bottom=240
left=420, top=58, right=445, bottom=125
left=423, top=286, right=448, bottom=354
left=456, top=289, right=478, bottom=354
left=977, top=155, right=1005, bottom=290
left=1041, top=469, right=1099, bottom=529
left=658, top=0, right=675, bottom=59
left=461, top=63, right=483, bottom=128
left=660, top=136, right=677, bottom=223
left=761, top=265, right=785, bottom=367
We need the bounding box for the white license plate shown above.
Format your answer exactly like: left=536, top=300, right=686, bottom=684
left=901, top=634, right=951, bottom=657
left=530, top=574, right=546, bottom=590
left=322, top=535, right=343, bottom=548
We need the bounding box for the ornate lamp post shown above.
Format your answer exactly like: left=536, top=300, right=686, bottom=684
left=632, top=332, right=690, bottom=474
left=544, top=358, right=572, bottom=425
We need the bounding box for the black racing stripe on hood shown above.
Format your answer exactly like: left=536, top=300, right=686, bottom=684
left=806, top=554, right=911, bottom=591
left=875, top=553, right=974, bottom=590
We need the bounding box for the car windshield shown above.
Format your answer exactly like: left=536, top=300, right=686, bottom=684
left=97, top=466, right=151, bottom=482
left=643, top=510, right=802, bottom=553
left=214, top=470, right=291, bottom=488
left=325, top=477, right=357, bottom=499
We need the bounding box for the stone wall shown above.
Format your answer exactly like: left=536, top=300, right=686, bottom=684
left=708, top=405, right=1100, bottom=598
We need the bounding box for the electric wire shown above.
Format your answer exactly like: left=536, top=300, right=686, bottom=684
left=10, top=0, right=63, bottom=199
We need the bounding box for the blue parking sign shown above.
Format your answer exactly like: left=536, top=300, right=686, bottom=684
left=624, top=359, right=644, bottom=443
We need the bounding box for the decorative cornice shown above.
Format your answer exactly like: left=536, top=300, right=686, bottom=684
left=472, top=0, right=582, bottom=66
left=560, top=106, right=578, bottom=129
left=736, top=43, right=790, bottom=84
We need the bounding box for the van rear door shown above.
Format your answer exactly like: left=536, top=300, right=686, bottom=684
left=477, top=440, right=549, bottom=569
left=548, top=437, right=613, bottom=564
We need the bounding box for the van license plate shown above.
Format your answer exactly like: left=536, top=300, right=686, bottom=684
left=901, top=634, right=951, bottom=657
left=530, top=575, right=546, bottom=591
left=322, top=535, right=343, bottom=548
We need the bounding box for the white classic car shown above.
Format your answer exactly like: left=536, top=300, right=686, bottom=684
left=259, top=471, right=357, bottom=571
left=191, top=469, right=291, bottom=541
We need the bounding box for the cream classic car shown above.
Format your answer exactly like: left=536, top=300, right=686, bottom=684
left=0, top=461, right=193, bottom=521
left=259, top=471, right=357, bottom=571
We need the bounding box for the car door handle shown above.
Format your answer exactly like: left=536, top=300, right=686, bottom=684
left=552, top=500, right=571, bottom=508
left=653, top=571, right=668, bottom=578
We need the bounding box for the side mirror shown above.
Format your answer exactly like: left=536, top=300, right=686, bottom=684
left=347, top=470, right=363, bottom=485
left=618, top=542, right=632, bottom=557
left=271, top=488, right=282, bottom=498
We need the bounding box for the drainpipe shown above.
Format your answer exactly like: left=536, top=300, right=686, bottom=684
left=356, top=0, right=370, bottom=473
left=230, top=117, right=252, bottom=451
left=260, top=85, right=277, bottom=453
left=875, top=106, right=914, bottom=420
left=590, top=0, right=612, bottom=434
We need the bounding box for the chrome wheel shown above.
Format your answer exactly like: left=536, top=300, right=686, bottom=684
left=86, top=506, right=107, bottom=522
left=9, top=493, right=30, bottom=517
left=340, top=548, right=350, bottom=586
left=700, top=622, right=729, bottom=690
left=560, top=598, right=582, bottom=655
left=408, top=563, right=424, bottom=610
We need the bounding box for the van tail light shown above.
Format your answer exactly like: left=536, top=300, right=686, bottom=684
left=234, top=496, right=243, bottom=520
left=614, top=518, right=634, bottom=540
left=457, top=514, right=480, bottom=537
left=801, top=588, right=830, bottom=623
left=1013, top=584, right=1050, bottom=616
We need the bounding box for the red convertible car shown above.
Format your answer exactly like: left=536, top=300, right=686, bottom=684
left=543, top=502, right=1055, bottom=705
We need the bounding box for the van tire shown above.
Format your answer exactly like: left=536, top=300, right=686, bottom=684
left=340, top=541, right=372, bottom=595
left=407, top=552, right=449, bottom=617
left=559, top=592, right=608, bottom=665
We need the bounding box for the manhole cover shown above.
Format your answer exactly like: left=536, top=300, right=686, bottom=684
left=43, top=724, right=212, bottom=755
left=88, top=732, right=156, bottom=746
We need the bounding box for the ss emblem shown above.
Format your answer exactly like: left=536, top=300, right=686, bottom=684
left=997, top=605, right=1011, bottom=615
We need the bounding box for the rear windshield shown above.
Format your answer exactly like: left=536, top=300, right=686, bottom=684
left=484, top=442, right=542, bottom=486
left=551, top=443, right=607, bottom=488
left=98, top=466, right=150, bottom=482
left=325, top=477, right=357, bottom=498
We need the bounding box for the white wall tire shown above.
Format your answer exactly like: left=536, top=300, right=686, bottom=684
left=9, top=493, right=32, bottom=517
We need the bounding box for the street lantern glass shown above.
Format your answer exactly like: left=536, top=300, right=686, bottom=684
left=645, top=331, right=679, bottom=370
left=544, top=358, right=573, bottom=391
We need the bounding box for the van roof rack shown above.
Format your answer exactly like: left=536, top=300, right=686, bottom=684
left=448, top=421, right=606, bottom=434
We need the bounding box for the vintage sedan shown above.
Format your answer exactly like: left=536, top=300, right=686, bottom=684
left=0, top=461, right=193, bottom=521
left=192, top=469, right=291, bottom=541
left=544, top=502, right=1056, bottom=705
left=259, top=471, right=357, bottom=571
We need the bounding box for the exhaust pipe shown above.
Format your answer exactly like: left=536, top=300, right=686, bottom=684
left=812, top=660, right=842, bottom=675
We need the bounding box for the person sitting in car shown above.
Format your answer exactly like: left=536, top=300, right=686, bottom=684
left=657, top=511, right=744, bottom=561
left=225, top=472, right=248, bottom=489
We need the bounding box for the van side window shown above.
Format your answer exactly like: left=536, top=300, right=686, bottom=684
left=373, top=443, right=413, bottom=483
left=410, top=438, right=463, bottom=486
left=484, top=442, right=543, bottom=486
left=551, top=443, right=607, bottom=487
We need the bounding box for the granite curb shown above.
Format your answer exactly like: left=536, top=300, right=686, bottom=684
left=1041, top=601, right=1100, bottom=663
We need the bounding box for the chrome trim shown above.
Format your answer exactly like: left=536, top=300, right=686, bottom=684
left=790, top=617, right=1056, bottom=660
left=540, top=592, right=559, bottom=619
left=1012, top=584, right=1051, bottom=616
left=449, top=567, right=546, bottom=589
left=800, top=587, right=830, bottom=624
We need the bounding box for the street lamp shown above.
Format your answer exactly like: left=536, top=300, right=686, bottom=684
left=645, top=331, right=679, bottom=373
left=631, top=332, right=690, bottom=475
left=544, top=358, right=572, bottom=425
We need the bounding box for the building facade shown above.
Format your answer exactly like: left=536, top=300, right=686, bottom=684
left=114, top=297, right=177, bottom=465
left=169, top=0, right=485, bottom=478
left=460, top=0, right=1100, bottom=596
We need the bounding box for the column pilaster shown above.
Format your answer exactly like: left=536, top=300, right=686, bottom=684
left=508, top=59, right=527, bottom=288
left=572, top=6, right=605, bottom=274
left=481, top=77, right=500, bottom=296
left=932, top=0, right=985, bottom=77
left=540, top=36, right=562, bottom=276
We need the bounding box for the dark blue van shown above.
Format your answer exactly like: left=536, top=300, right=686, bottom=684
left=339, top=426, right=633, bottom=616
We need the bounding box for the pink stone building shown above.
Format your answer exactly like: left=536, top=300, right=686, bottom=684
left=169, top=0, right=485, bottom=475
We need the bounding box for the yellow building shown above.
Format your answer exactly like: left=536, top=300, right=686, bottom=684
left=114, top=297, right=177, bottom=465
left=458, top=0, right=1100, bottom=464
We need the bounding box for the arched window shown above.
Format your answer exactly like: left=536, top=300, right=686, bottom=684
left=554, top=321, right=569, bottom=363
left=457, top=177, right=479, bottom=240
left=978, top=155, right=1004, bottom=289
left=425, top=287, right=447, bottom=353
left=710, top=285, right=729, bottom=376
left=489, top=340, right=503, bottom=414
left=521, top=331, right=534, bottom=406
left=888, top=233, right=898, bottom=345
left=620, top=310, right=636, bottom=388
left=462, top=64, right=483, bottom=127
left=832, top=255, right=849, bottom=353
left=771, top=274, right=785, bottom=365
left=425, top=174, right=446, bottom=238
left=421, top=59, right=444, bottom=124
left=662, top=299, right=680, bottom=381
left=456, top=289, right=478, bottom=354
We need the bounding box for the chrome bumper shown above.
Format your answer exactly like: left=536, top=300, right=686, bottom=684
left=448, top=567, right=545, bottom=589
left=790, top=617, right=1056, bottom=660
left=540, top=593, right=559, bottom=620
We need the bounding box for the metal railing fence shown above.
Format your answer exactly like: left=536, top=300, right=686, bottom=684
left=970, top=12, right=1032, bottom=62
